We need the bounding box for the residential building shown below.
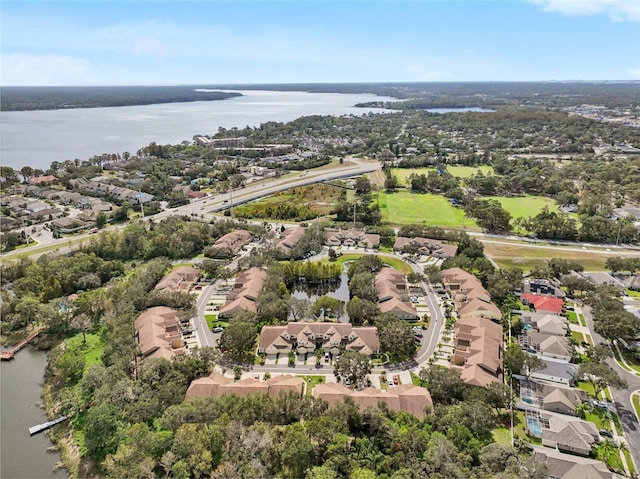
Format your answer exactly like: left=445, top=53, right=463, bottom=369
left=523, top=278, right=566, bottom=298
left=258, top=322, right=380, bottom=357
left=154, top=266, right=200, bottom=293
left=70, top=177, right=154, bottom=203
left=135, top=306, right=185, bottom=361
left=529, top=358, right=579, bottom=386
left=393, top=236, right=458, bottom=259
left=521, top=293, right=564, bottom=315
left=451, top=315, right=504, bottom=387
left=312, top=382, right=433, bottom=419
left=540, top=414, right=599, bottom=456
left=519, top=378, right=588, bottom=416
left=208, top=229, right=252, bottom=257
left=533, top=447, right=615, bottom=479
left=442, top=267, right=502, bottom=320
left=325, top=229, right=380, bottom=249
left=274, top=226, right=306, bottom=256
left=186, top=373, right=303, bottom=400
left=516, top=310, right=569, bottom=337
left=375, top=268, right=419, bottom=320
left=218, top=267, right=267, bottom=318
left=29, top=175, right=57, bottom=185
left=519, top=331, right=573, bottom=362
left=582, top=272, right=626, bottom=292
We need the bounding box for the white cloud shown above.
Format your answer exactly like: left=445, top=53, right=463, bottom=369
left=132, top=37, right=167, bottom=58
left=528, top=0, right=640, bottom=22
left=1, top=53, right=93, bottom=85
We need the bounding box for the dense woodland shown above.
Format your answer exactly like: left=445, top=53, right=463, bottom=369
left=0, top=86, right=241, bottom=111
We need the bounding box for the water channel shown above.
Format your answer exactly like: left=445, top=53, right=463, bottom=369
left=0, top=346, right=65, bottom=479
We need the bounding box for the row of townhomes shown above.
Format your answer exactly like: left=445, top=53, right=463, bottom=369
left=258, top=323, right=380, bottom=357
left=441, top=267, right=503, bottom=387
left=374, top=268, right=419, bottom=320
left=393, top=236, right=458, bottom=259
left=70, top=177, right=154, bottom=203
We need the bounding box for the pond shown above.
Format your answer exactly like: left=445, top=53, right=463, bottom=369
left=291, top=272, right=350, bottom=322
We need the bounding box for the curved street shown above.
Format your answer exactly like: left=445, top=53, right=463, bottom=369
left=581, top=305, right=640, bottom=470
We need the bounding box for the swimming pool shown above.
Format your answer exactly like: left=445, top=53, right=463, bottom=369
left=527, top=418, right=542, bottom=437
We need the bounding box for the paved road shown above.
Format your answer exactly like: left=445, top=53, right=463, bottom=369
left=581, top=305, right=640, bottom=471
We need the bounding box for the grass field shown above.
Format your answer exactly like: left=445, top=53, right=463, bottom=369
left=391, top=165, right=494, bottom=184
left=447, top=165, right=494, bottom=178
left=484, top=195, right=558, bottom=220
left=378, top=191, right=479, bottom=229
left=481, top=241, right=623, bottom=272
left=63, top=331, right=106, bottom=373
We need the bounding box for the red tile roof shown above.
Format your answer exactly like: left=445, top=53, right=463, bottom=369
left=521, top=293, right=564, bottom=314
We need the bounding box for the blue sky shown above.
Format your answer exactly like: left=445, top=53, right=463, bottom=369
left=1, top=0, right=639, bottom=85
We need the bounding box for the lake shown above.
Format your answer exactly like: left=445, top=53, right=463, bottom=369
left=0, top=90, right=395, bottom=171
left=1, top=347, right=66, bottom=479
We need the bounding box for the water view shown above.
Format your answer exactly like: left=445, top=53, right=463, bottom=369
left=1, top=347, right=65, bottom=479
left=291, top=272, right=350, bottom=322
left=0, top=90, right=395, bottom=171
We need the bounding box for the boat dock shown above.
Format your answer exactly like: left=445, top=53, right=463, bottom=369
left=0, top=327, right=44, bottom=360
left=28, top=415, right=69, bottom=436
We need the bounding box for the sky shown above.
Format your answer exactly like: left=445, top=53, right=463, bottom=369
left=1, top=0, right=639, bottom=86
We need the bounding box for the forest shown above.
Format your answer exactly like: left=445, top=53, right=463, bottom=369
left=0, top=86, right=241, bottom=111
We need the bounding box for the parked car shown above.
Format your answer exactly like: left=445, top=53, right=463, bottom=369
left=213, top=326, right=224, bottom=333
left=388, top=379, right=394, bottom=386
left=254, top=373, right=260, bottom=380
left=599, top=429, right=613, bottom=438
left=393, top=375, right=399, bottom=385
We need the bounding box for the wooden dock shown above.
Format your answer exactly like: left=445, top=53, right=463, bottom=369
left=0, top=327, right=44, bottom=360
left=28, top=415, right=69, bottom=435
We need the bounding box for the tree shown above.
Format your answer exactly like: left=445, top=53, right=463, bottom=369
left=333, top=351, right=371, bottom=389
left=95, top=211, right=108, bottom=229
left=376, top=315, right=417, bottom=362
left=84, top=403, right=125, bottom=462
left=419, top=366, right=466, bottom=404
left=312, top=296, right=344, bottom=321
left=289, top=297, right=311, bottom=322
left=484, top=381, right=512, bottom=413
left=346, top=297, right=380, bottom=326
left=579, top=361, right=628, bottom=399
left=218, top=320, right=257, bottom=364
left=71, top=313, right=92, bottom=344
left=355, top=176, right=372, bottom=195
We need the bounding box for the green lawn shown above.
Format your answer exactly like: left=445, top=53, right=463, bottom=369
left=299, top=375, right=326, bottom=396
left=392, top=167, right=436, bottom=184
left=491, top=427, right=511, bottom=446
left=323, top=253, right=412, bottom=274
left=63, top=331, right=106, bottom=372
left=633, top=394, right=640, bottom=420
left=566, top=311, right=579, bottom=324
left=571, top=330, right=585, bottom=343
left=626, top=289, right=640, bottom=298
left=447, top=165, right=494, bottom=178
left=484, top=195, right=559, bottom=220
left=482, top=241, right=617, bottom=273
left=378, top=191, right=479, bottom=229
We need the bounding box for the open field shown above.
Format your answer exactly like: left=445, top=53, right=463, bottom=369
left=378, top=191, right=479, bottom=229
left=447, top=165, right=494, bottom=178
left=391, top=165, right=494, bottom=184
left=481, top=241, right=630, bottom=272
left=392, top=167, right=435, bottom=183
left=484, top=195, right=558, bottom=220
